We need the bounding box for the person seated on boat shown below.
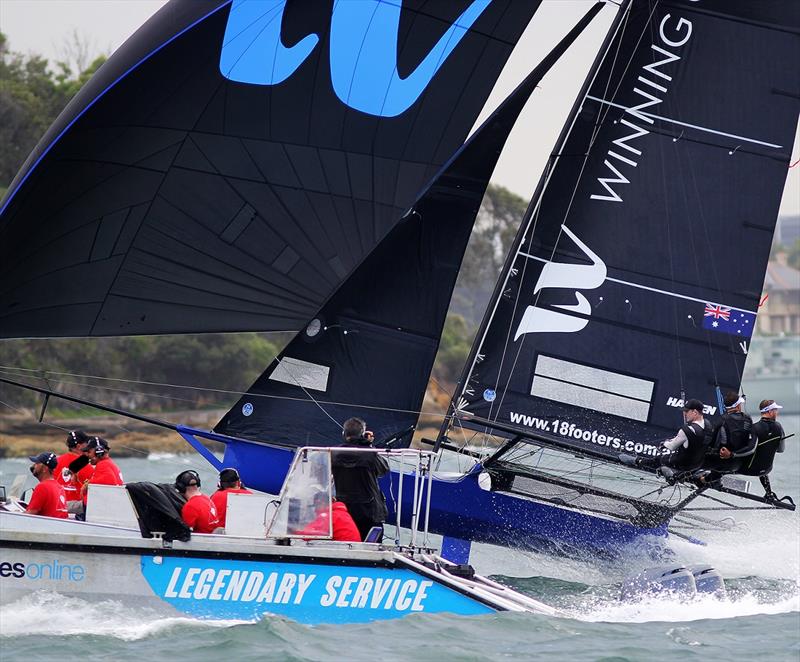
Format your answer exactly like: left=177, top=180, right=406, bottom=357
left=25, top=452, right=68, bottom=519
left=331, top=417, right=389, bottom=542
left=737, top=400, right=787, bottom=502
left=696, top=391, right=754, bottom=486
left=53, top=429, right=94, bottom=507
left=80, top=436, right=124, bottom=505
left=210, top=467, right=251, bottom=529
left=634, top=399, right=710, bottom=479
left=661, top=399, right=711, bottom=473
left=297, top=492, right=361, bottom=542
left=175, top=470, right=221, bottom=534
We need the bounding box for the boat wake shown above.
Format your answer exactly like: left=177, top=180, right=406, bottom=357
left=567, top=583, right=799, bottom=623
left=496, top=573, right=798, bottom=622
left=0, top=591, right=249, bottom=641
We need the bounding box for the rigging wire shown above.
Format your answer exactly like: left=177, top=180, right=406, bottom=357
left=488, top=2, right=649, bottom=419
left=0, top=365, right=454, bottom=421
left=0, top=393, right=215, bottom=470
left=446, top=4, right=639, bottom=437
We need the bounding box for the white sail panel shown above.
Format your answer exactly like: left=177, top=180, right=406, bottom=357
left=268, top=357, right=330, bottom=393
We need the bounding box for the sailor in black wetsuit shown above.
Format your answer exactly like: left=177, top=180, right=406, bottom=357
left=660, top=398, right=711, bottom=473
left=331, top=417, right=389, bottom=541
left=739, top=399, right=787, bottom=501
left=626, top=399, right=710, bottom=479
left=698, top=390, right=754, bottom=485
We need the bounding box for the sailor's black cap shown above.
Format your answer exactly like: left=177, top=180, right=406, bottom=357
left=28, top=452, right=58, bottom=470
left=682, top=399, right=705, bottom=413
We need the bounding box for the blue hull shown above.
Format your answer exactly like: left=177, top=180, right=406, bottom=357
left=216, top=435, right=668, bottom=558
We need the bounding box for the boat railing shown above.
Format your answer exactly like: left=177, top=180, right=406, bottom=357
left=265, top=447, right=435, bottom=549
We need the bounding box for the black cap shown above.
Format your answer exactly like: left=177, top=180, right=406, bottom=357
left=175, top=470, right=201, bottom=494
left=219, top=468, right=241, bottom=486
left=66, top=429, right=90, bottom=449
left=83, top=436, right=110, bottom=454
left=29, top=452, right=58, bottom=470
left=682, top=399, right=705, bottom=413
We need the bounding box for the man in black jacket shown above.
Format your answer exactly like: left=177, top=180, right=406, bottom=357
left=661, top=398, right=711, bottom=472
left=627, top=399, right=710, bottom=480
left=739, top=400, right=787, bottom=501
left=332, top=417, right=389, bottom=541
left=697, top=391, right=754, bottom=485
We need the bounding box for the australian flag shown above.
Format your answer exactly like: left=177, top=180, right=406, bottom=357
left=702, top=303, right=756, bottom=337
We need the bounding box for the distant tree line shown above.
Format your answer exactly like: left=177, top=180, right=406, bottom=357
left=0, top=34, right=528, bottom=413
left=0, top=32, right=107, bottom=195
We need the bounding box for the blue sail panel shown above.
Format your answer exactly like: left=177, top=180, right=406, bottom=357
left=214, top=5, right=605, bottom=447
left=0, top=0, right=541, bottom=339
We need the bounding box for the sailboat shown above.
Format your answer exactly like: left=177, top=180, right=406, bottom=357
left=2, top=0, right=799, bottom=564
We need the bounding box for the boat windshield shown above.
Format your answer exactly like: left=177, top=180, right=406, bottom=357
left=267, top=448, right=334, bottom=539
left=266, top=447, right=436, bottom=546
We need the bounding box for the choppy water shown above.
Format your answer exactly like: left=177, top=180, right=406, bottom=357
left=1, top=417, right=798, bottom=661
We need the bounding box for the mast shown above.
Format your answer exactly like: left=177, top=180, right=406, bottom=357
left=212, top=4, right=606, bottom=448
left=440, top=0, right=800, bottom=464
left=437, top=0, right=633, bottom=451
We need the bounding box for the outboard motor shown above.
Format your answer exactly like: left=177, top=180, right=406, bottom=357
left=620, top=565, right=697, bottom=600
left=688, top=565, right=726, bottom=598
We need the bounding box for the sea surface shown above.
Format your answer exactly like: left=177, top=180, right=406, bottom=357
left=1, top=416, right=798, bottom=661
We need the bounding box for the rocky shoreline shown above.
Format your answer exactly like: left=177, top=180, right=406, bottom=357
left=0, top=410, right=225, bottom=458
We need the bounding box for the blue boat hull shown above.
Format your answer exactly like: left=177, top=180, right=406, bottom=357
left=218, top=436, right=669, bottom=559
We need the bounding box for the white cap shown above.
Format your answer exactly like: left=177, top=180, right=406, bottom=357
left=760, top=402, right=783, bottom=413
left=726, top=395, right=746, bottom=410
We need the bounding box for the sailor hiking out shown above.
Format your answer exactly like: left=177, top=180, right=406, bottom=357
left=739, top=400, right=790, bottom=502
left=623, top=398, right=711, bottom=480
left=696, top=391, right=754, bottom=486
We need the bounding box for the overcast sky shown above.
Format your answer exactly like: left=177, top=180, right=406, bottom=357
left=1, top=0, right=797, bottom=215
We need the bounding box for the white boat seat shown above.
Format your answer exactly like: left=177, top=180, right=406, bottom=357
left=85, top=484, right=140, bottom=529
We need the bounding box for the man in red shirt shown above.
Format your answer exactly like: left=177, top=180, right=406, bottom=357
left=26, top=452, right=68, bottom=519
left=176, top=470, right=220, bottom=534
left=81, top=437, right=124, bottom=505
left=54, top=430, right=94, bottom=504
left=210, top=468, right=252, bottom=529
left=299, top=499, right=361, bottom=542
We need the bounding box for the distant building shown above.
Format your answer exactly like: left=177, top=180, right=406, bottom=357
left=776, top=215, right=800, bottom=246
left=757, top=257, right=800, bottom=335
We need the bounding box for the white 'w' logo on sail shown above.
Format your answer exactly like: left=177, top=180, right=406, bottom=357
left=514, top=225, right=606, bottom=340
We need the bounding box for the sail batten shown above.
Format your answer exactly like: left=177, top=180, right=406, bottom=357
left=447, top=0, right=800, bottom=463
left=213, top=4, right=606, bottom=447
left=1, top=0, right=544, bottom=339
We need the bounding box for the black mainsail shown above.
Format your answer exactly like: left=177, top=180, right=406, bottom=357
left=214, top=5, right=605, bottom=447
left=0, top=0, right=542, bottom=339
left=446, top=0, right=800, bottom=463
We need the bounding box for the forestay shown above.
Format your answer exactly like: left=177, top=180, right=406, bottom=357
left=450, top=0, right=800, bottom=461
left=214, top=5, right=605, bottom=447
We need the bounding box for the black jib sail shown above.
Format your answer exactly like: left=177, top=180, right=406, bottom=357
left=0, top=0, right=541, bottom=339
left=213, top=5, right=604, bottom=447
left=448, top=0, right=800, bottom=462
